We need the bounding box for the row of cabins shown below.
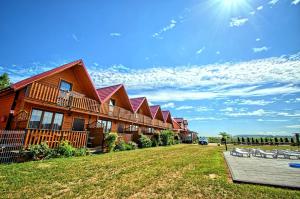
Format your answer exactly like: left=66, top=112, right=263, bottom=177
left=0, top=60, right=188, bottom=148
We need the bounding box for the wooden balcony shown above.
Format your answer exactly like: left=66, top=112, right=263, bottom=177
left=26, top=82, right=100, bottom=114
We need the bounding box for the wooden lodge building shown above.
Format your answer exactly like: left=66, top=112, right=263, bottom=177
left=0, top=60, right=188, bottom=148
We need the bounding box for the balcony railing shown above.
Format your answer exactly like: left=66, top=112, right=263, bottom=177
left=100, top=103, right=170, bottom=129
left=26, top=82, right=100, bottom=113
left=24, top=129, right=88, bottom=148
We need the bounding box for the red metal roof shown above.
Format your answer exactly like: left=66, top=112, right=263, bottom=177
left=172, top=118, right=181, bottom=129
left=130, top=97, right=145, bottom=112
left=150, top=105, right=160, bottom=118
left=96, top=84, right=134, bottom=112
left=162, top=110, right=171, bottom=122
left=130, top=97, right=153, bottom=118
left=10, top=60, right=101, bottom=102
left=96, top=84, right=123, bottom=103
left=174, top=118, right=184, bottom=123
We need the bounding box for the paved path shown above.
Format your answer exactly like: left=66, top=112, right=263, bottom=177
left=224, top=151, right=300, bottom=189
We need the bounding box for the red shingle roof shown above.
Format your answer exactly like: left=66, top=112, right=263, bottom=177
left=96, top=84, right=123, bottom=103
left=11, top=59, right=101, bottom=102
left=172, top=118, right=181, bottom=129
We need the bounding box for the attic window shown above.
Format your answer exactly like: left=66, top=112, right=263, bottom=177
left=109, top=99, right=116, bottom=106
left=59, top=80, right=72, bottom=92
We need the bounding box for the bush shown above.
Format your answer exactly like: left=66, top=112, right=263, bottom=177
left=160, top=130, right=174, bottom=146
left=28, top=142, right=53, bottom=160
left=138, top=134, right=152, bottom=148
left=114, top=139, right=126, bottom=151
left=151, top=133, right=161, bottom=147
left=104, top=132, right=118, bottom=152
left=74, top=148, right=89, bottom=156
left=127, top=141, right=138, bottom=150
left=56, top=141, right=76, bottom=157
left=174, top=134, right=180, bottom=144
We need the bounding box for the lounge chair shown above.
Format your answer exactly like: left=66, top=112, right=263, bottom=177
left=230, top=148, right=251, bottom=157
left=256, top=149, right=277, bottom=158
left=283, top=151, right=300, bottom=159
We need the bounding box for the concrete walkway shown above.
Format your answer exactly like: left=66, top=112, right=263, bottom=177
left=224, top=151, right=300, bottom=189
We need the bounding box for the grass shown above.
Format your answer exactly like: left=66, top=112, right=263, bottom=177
left=0, top=144, right=299, bottom=199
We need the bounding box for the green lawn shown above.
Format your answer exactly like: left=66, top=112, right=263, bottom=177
left=0, top=144, right=299, bottom=199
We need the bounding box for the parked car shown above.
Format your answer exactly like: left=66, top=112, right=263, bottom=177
left=199, top=137, right=208, bottom=145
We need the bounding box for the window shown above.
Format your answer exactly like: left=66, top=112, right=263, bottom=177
left=117, top=123, right=124, bottom=133
left=28, top=109, right=42, bottom=129
left=106, top=121, right=112, bottom=132
left=59, top=80, right=72, bottom=92
left=72, top=118, right=85, bottom=131
left=28, top=109, right=63, bottom=130
left=41, top=111, right=53, bottom=129
left=52, top=113, right=63, bottom=130
left=96, top=119, right=112, bottom=133
left=109, top=99, right=116, bottom=106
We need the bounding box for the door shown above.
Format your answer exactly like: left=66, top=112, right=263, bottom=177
left=72, top=118, right=85, bottom=131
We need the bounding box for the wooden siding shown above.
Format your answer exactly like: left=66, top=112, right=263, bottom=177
left=0, top=91, right=15, bottom=129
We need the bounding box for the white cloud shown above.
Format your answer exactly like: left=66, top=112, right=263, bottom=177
left=286, top=125, right=300, bottom=128
left=216, top=51, right=220, bottom=55
left=196, top=47, right=205, bottom=55
left=72, top=34, right=79, bottom=42
left=152, top=20, right=177, bottom=39
left=268, top=0, right=279, bottom=5
left=195, top=106, right=214, bottom=112
left=249, top=11, right=256, bottom=15
left=229, top=17, right=248, bottom=27
left=176, top=106, right=194, bottom=110
left=292, top=0, right=300, bottom=5
left=110, top=32, right=121, bottom=37
left=161, top=102, right=175, bottom=109
left=188, top=117, right=224, bottom=121
left=129, top=85, right=300, bottom=102
left=224, top=109, right=269, bottom=117
left=253, top=46, right=269, bottom=53
left=256, top=38, right=260, bottom=42
left=257, top=6, right=263, bottom=10
left=220, top=107, right=234, bottom=112
left=257, top=119, right=288, bottom=122
left=225, top=99, right=274, bottom=106
left=90, top=52, right=300, bottom=91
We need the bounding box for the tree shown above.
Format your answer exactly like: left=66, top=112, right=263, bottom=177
left=285, top=137, right=289, bottom=143
left=241, top=137, right=245, bottom=143
left=0, top=73, right=10, bottom=89
left=219, top=132, right=230, bottom=139
left=237, top=137, right=240, bottom=144
left=260, top=137, right=264, bottom=144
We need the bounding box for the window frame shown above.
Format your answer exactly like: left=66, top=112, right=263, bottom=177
left=27, top=108, right=64, bottom=130
left=59, top=79, right=73, bottom=92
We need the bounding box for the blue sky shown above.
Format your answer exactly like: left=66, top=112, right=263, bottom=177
left=0, top=0, right=300, bottom=136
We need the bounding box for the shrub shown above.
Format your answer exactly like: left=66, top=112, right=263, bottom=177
left=160, top=130, right=174, bottom=146
left=151, top=133, right=161, bottom=147
left=138, top=134, right=152, bottom=148
left=74, top=148, right=89, bottom=156
left=104, top=132, right=118, bottom=152
left=126, top=141, right=138, bottom=150
left=28, top=142, right=53, bottom=160
left=114, top=139, right=126, bottom=151
left=174, top=134, right=180, bottom=144
left=56, top=141, right=76, bottom=157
